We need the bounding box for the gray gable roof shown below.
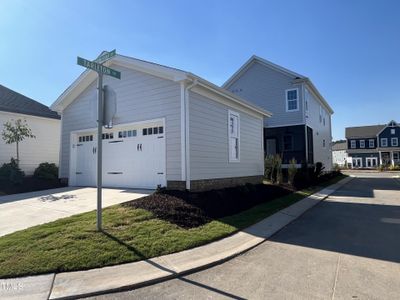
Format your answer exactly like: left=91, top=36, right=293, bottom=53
left=0, top=84, right=60, bottom=119
left=332, top=141, right=347, bottom=151
left=345, top=125, right=385, bottom=138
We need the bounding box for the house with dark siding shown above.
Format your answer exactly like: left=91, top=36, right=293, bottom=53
left=345, top=120, right=400, bottom=168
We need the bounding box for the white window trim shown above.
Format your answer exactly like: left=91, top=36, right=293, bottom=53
left=381, top=138, right=388, bottom=147
left=359, top=140, right=365, bottom=148
left=391, top=137, right=398, bottom=147
left=350, top=140, right=356, bottom=149
left=369, top=139, right=375, bottom=148
left=285, top=88, right=299, bottom=112
left=228, top=110, right=240, bottom=162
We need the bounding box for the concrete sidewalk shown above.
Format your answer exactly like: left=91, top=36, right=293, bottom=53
left=0, top=177, right=352, bottom=300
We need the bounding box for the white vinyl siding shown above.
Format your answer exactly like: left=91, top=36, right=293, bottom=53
left=60, top=65, right=182, bottom=180
left=225, top=61, right=303, bottom=127
left=228, top=111, right=240, bottom=162
left=189, top=91, right=264, bottom=180
left=0, top=111, right=60, bottom=175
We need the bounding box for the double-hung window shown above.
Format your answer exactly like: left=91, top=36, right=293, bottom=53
left=286, top=89, right=299, bottom=112
left=392, top=137, right=398, bottom=147
left=228, top=111, right=240, bottom=162
left=369, top=139, right=375, bottom=148
left=359, top=140, right=365, bottom=148
left=350, top=140, right=356, bottom=149
left=381, top=138, right=388, bottom=147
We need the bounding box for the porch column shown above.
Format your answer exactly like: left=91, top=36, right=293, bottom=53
left=379, top=151, right=382, bottom=165
left=391, top=151, right=394, bottom=166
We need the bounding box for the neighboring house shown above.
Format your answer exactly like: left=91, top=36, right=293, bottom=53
left=332, top=140, right=348, bottom=167
left=0, top=84, right=60, bottom=174
left=346, top=120, right=400, bottom=168
left=51, top=53, right=271, bottom=191
left=222, top=55, right=334, bottom=170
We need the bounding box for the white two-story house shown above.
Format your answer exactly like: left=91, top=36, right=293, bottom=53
left=223, top=55, right=334, bottom=169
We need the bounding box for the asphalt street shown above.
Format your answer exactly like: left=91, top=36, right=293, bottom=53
left=90, top=173, right=400, bottom=300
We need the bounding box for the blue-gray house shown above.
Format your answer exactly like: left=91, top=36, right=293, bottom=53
left=346, top=120, right=400, bottom=168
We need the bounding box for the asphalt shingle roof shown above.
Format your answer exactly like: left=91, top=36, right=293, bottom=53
left=332, top=141, right=347, bottom=151
left=0, top=84, right=59, bottom=119
left=345, top=125, right=385, bottom=138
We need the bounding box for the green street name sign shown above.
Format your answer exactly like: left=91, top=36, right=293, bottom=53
left=94, top=49, right=116, bottom=64
left=77, top=56, right=121, bottom=79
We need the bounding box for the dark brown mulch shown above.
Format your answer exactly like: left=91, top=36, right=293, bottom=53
left=123, top=183, right=292, bottom=228
left=0, top=177, right=67, bottom=195
left=125, top=193, right=211, bottom=228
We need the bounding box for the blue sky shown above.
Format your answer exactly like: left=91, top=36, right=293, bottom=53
left=1, top=0, right=399, bottom=140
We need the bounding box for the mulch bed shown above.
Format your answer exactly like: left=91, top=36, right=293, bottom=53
left=123, top=183, right=293, bottom=228
left=0, top=177, right=67, bottom=195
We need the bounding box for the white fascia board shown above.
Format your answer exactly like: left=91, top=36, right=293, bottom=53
left=302, top=79, right=334, bottom=115
left=222, top=55, right=305, bottom=88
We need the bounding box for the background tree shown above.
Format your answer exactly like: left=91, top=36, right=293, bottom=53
left=1, top=119, right=35, bottom=166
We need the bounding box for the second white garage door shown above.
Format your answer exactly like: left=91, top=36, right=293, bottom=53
left=73, top=121, right=166, bottom=189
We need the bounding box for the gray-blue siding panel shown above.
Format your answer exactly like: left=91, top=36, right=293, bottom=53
left=189, top=91, right=264, bottom=180
left=347, top=138, right=377, bottom=150
left=60, top=65, right=182, bottom=180
left=378, top=126, right=400, bottom=147
left=225, top=61, right=303, bottom=127
left=348, top=153, right=379, bottom=166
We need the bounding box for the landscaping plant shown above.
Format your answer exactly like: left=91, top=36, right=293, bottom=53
left=1, top=119, right=35, bottom=166
left=34, top=163, right=59, bottom=180
left=0, top=158, right=25, bottom=184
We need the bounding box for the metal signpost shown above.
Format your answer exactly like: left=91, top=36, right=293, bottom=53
left=77, top=50, right=120, bottom=231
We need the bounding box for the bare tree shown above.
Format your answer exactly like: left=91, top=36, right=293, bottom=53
left=2, top=119, right=35, bottom=166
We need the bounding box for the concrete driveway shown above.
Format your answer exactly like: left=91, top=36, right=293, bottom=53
left=0, top=187, right=152, bottom=237
left=91, top=173, right=400, bottom=299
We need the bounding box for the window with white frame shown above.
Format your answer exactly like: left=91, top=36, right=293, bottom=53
left=228, top=111, right=240, bottom=162
left=391, top=128, right=396, bottom=135
left=381, top=138, right=388, bottom=147
left=369, top=139, right=375, bottom=148
left=359, top=140, right=365, bottom=148
left=286, top=89, right=299, bottom=111
left=392, top=137, right=398, bottom=147
left=350, top=140, right=356, bottom=149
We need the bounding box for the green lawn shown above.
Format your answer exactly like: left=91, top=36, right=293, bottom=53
left=0, top=175, right=346, bottom=279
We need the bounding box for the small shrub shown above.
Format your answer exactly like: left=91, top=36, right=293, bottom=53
left=264, top=155, right=274, bottom=181
left=0, top=158, right=25, bottom=184
left=33, top=163, right=58, bottom=180
left=288, top=158, right=297, bottom=186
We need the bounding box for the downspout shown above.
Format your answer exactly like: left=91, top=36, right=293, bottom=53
left=184, top=79, right=198, bottom=190
left=302, top=83, right=309, bottom=166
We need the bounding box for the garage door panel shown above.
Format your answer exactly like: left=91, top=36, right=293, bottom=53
left=73, top=122, right=166, bottom=189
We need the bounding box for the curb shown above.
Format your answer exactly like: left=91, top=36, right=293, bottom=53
left=0, top=177, right=353, bottom=300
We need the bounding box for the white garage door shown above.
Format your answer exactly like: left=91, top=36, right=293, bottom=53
left=73, top=122, right=166, bottom=189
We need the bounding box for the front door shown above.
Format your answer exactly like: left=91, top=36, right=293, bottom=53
left=366, top=157, right=377, bottom=168
left=352, top=157, right=362, bottom=168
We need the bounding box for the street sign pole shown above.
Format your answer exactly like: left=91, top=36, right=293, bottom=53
left=96, top=72, right=103, bottom=231
left=77, top=50, right=119, bottom=232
